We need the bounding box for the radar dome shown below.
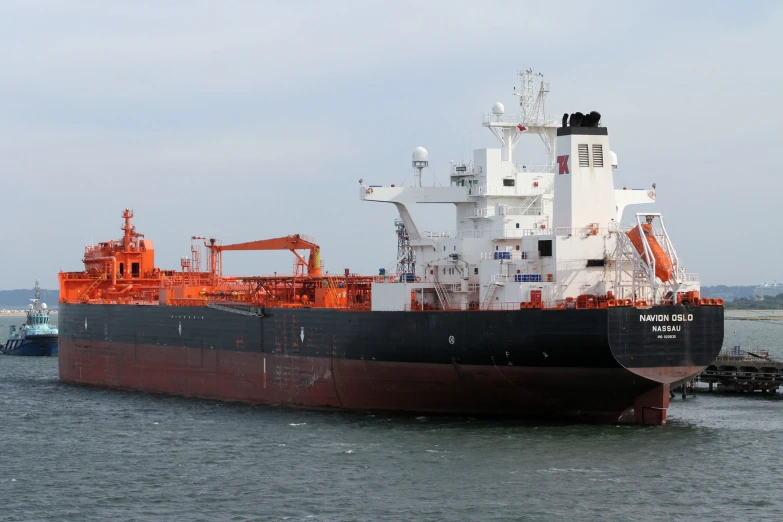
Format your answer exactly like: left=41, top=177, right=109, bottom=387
left=28, top=304, right=34, bottom=310
left=41, top=303, right=47, bottom=309
left=492, top=102, right=505, bottom=116
left=412, top=147, right=429, bottom=163
left=609, top=151, right=618, bottom=170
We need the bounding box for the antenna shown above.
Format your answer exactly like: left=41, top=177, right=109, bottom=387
left=412, top=147, right=428, bottom=187
left=514, top=68, right=559, bottom=169
left=517, top=68, right=551, bottom=126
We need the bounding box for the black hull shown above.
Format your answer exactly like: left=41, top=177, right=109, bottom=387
left=58, top=303, right=724, bottom=424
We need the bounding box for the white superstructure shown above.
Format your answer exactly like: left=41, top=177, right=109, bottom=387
left=360, top=70, right=699, bottom=311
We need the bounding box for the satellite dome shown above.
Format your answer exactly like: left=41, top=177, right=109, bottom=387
left=412, top=147, right=429, bottom=163
left=41, top=303, right=47, bottom=309
left=28, top=304, right=34, bottom=310
left=492, top=102, right=505, bottom=116
left=609, top=151, right=618, bottom=170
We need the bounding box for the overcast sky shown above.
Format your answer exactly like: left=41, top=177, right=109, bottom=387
left=0, top=1, right=780, bottom=289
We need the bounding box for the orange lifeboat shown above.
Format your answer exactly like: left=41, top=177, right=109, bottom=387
left=626, top=224, right=673, bottom=282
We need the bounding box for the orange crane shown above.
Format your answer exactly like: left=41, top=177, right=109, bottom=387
left=210, top=234, right=322, bottom=277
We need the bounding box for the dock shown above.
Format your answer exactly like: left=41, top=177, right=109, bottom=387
left=690, top=347, right=783, bottom=393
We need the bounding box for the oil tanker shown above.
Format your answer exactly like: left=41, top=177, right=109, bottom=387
left=58, top=71, right=723, bottom=425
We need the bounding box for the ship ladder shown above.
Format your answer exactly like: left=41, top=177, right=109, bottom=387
left=433, top=280, right=453, bottom=310
left=480, top=275, right=500, bottom=310
left=79, top=276, right=104, bottom=302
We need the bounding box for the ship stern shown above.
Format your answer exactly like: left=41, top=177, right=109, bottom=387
left=608, top=304, right=724, bottom=424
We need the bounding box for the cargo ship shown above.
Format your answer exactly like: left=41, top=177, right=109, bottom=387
left=58, top=70, right=723, bottom=425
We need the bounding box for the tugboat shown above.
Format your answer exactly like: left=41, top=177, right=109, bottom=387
left=0, top=281, right=58, bottom=356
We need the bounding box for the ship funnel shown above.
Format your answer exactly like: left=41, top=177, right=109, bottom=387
left=552, top=121, right=616, bottom=230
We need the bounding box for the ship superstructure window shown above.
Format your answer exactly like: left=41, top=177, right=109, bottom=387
left=119, top=263, right=124, bottom=276
left=578, top=144, right=589, bottom=167
left=592, top=144, right=603, bottom=167
left=587, top=259, right=605, bottom=267
left=132, top=262, right=140, bottom=278
left=538, top=239, right=553, bottom=257
left=503, top=179, right=515, bottom=187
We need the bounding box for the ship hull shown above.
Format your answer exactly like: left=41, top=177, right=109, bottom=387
left=58, top=303, right=723, bottom=424
left=1, top=335, right=58, bottom=356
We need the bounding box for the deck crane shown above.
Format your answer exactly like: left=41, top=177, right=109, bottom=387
left=207, top=234, right=322, bottom=278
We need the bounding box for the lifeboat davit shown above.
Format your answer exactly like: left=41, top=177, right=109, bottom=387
left=626, top=224, right=673, bottom=282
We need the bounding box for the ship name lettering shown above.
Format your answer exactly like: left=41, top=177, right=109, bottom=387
left=639, top=314, right=693, bottom=322
left=652, top=325, right=681, bottom=332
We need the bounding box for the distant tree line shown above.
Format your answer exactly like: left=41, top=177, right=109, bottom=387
left=0, top=288, right=59, bottom=309
left=725, top=294, right=783, bottom=310
left=700, top=285, right=756, bottom=301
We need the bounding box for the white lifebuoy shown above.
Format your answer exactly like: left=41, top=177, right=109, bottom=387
left=365, top=187, right=374, bottom=195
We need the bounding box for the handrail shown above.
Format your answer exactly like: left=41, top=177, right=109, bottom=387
left=433, top=279, right=452, bottom=310
left=480, top=251, right=540, bottom=261
left=468, top=185, right=551, bottom=197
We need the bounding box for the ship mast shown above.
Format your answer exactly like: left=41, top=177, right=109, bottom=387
left=481, top=69, right=558, bottom=170
left=120, top=208, right=144, bottom=251
left=515, top=68, right=558, bottom=170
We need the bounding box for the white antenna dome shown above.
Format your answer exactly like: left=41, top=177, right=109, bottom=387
left=41, top=303, right=47, bottom=309
left=412, top=146, right=429, bottom=166
left=609, top=151, right=618, bottom=170
left=27, top=304, right=34, bottom=310
left=492, top=102, right=505, bottom=116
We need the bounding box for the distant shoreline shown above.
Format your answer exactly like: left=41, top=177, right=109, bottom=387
left=0, top=312, right=58, bottom=317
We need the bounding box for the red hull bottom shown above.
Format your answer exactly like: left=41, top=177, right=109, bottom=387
left=59, top=340, right=673, bottom=425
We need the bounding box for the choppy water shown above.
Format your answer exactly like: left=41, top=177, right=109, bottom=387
left=2, top=313, right=783, bottom=521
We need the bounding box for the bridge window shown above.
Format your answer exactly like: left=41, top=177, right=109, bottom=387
left=503, top=179, right=515, bottom=187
